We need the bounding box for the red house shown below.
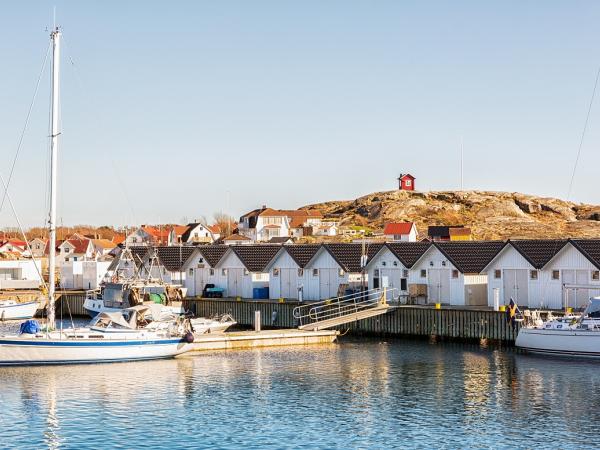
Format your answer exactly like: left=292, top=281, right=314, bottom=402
left=397, top=173, right=415, bottom=191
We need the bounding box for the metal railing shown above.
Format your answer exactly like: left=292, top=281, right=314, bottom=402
left=292, top=288, right=394, bottom=328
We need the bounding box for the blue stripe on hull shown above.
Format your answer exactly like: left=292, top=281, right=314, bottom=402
left=0, top=355, right=177, bottom=366
left=520, top=346, right=600, bottom=358
left=0, top=338, right=184, bottom=347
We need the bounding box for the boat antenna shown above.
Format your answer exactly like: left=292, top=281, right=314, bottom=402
left=47, top=26, right=61, bottom=330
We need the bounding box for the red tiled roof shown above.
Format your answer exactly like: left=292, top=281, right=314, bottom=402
left=62, top=238, right=92, bottom=254
left=171, top=225, right=189, bottom=237
left=208, top=225, right=220, bottom=234
left=224, top=234, right=251, bottom=241
left=384, top=222, right=414, bottom=235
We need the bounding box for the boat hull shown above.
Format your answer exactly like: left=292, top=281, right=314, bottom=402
left=516, top=328, right=600, bottom=358
left=83, top=298, right=183, bottom=319
left=0, top=337, right=191, bottom=366
left=0, top=301, right=38, bottom=320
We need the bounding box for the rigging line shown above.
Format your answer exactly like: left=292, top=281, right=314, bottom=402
left=0, top=172, right=47, bottom=289
left=0, top=41, right=51, bottom=215
left=567, top=64, right=600, bottom=201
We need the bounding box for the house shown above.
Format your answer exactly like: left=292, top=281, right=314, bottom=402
left=482, top=239, right=595, bottom=309
left=427, top=225, right=466, bottom=242
left=29, top=238, right=47, bottom=258
left=0, top=240, right=27, bottom=255
left=268, top=236, right=295, bottom=244
left=398, top=173, right=415, bottom=191
left=183, top=245, right=229, bottom=297
left=92, top=239, right=117, bottom=257
left=410, top=241, right=504, bottom=305
left=312, top=221, right=339, bottom=237
left=60, top=259, right=112, bottom=290
left=482, top=240, right=566, bottom=308
left=267, top=244, right=321, bottom=300
left=139, top=246, right=196, bottom=284
left=366, top=242, right=431, bottom=299
left=207, top=225, right=222, bottom=241
left=383, top=222, right=418, bottom=242
left=58, top=238, right=95, bottom=262
left=168, top=226, right=190, bottom=245
left=179, top=223, right=216, bottom=244
left=125, top=226, right=170, bottom=246
left=214, top=245, right=280, bottom=298
left=238, top=206, right=326, bottom=241
left=223, top=234, right=253, bottom=246
left=0, top=258, right=42, bottom=289
left=449, top=227, right=472, bottom=241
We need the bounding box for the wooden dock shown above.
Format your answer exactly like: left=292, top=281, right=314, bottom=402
left=188, top=329, right=338, bottom=352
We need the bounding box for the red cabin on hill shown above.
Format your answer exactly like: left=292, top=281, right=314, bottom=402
left=398, top=173, right=415, bottom=191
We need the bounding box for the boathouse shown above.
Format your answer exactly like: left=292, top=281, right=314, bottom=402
left=267, top=244, right=321, bottom=300
left=410, top=241, right=503, bottom=305
left=366, top=242, right=430, bottom=299
left=183, top=245, right=229, bottom=297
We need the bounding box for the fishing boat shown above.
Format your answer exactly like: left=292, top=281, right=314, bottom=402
left=516, top=297, right=600, bottom=358
left=0, top=27, right=193, bottom=366
left=0, top=299, right=39, bottom=320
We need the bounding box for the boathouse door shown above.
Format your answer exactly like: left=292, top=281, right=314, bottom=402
left=280, top=268, right=297, bottom=299
left=227, top=268, right=244, bottom=297
left=562, top=270, right=589, bottom=308
left=194, top=269, right=205, bottom=297
left=319, top=269, right=338, bottom=299
left=502, top=269, right=528, bottom=306
left=428, top=269, right=450, bottom=303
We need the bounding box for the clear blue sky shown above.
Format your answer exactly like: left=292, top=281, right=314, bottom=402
left=1, top=1, right=600, bottom=228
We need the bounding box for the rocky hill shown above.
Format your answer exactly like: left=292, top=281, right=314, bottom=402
left=301, top=190, right=600, bottom=241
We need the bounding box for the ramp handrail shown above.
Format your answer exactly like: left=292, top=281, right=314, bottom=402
left=293, top=288, right=394, bottom=328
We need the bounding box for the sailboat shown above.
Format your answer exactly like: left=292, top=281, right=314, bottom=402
left=0, top=27, right=193, bottom=365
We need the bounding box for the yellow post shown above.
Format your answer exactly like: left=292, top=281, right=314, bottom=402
left=435, top=303, right=441, bottom=310
left=278, top=297, right=284, bottom=303
left=566, top=307, right=573, bottom=314
left=499, top=305, right=506, bottom=312
left=236, top=296, right=241, bottom=302
left=381, top=288, right=387, bottom=305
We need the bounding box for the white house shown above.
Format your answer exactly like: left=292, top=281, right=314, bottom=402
left=58, top=238, right=95, bottom=262
left=366, top=242, right=430, bottom=299
left=266, top=244, right=321, bottom=300
left=410, top=241, right=503, bottom=306
left=125, top=226, right=169, bottom=247
left=183, top=246, right=229, bottom=297
left=60, top=260, right=112, bottom=290
left=138, top=246, right=196, bottom=285
left=238, top=207, right=326, bottom=241
left=223, top=234, right=253, bottom=246
left=29, top=238, right=47, bottom=258
left=178, top=223, right=216, bottom=245
left=383, top=222, right=418, bottom=242
left=0, top=259, right=42, bottom=289
left=483, top=239, right=600, bottom=310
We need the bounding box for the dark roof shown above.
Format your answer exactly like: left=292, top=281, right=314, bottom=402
left=386, top=242, right=431, bottom=268
left=427, top=225, right=464, bottom=237
left=568, top=239, right=600, bottom=270
left=284, top=244, right=322, bottom=268
left=323, top=243, right=384, bottom=273
left=231, top=245, right=281, bottom=272
left=181, top=223, right=202, bottom=242
left=268, top=236, right=294, bottom=244
left=155, top=246, right=196, bottom=271
left=197, top=245, right=229, bottom=267
left=509, top=239, right=568, bottom=269
left=435, top=241, right=506, bottom=273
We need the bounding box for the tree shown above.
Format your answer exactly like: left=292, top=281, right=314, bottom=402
left=212, top=212, right=236, bottom=236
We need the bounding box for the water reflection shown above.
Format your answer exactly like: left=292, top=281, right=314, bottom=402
left=1, top=340, right=600, bottom=448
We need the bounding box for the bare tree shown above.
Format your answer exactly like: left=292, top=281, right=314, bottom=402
left=213, top=212, right=236, bottom=236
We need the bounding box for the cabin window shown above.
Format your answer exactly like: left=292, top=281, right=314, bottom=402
left=552, top=270, right=560, bottom=280
left=199, top=258, right=204, bottom=263
left=222, top=269, right=227, bottom=276
left=442, top=261, right=447, bottom=267
left=403, top=269, right=409, bottom=278
left=298, top=268, right=303, bottom=277
left=382, top=261, right=386, bottom=266
left=338, top=269, right=345, bottom=277
left=452, top=270, right=459, bottom=279
left=189, top=268, right=193, bottom=276
left=420, top=269, right=427, bottom=278
left=210, top=268, right=215, bottom=276
left=393, top=261, right=398, bottom=267
left=429, top=261, right=434, bottom=267
left=494, top=270, right=501, bottom=279
left=400, top=278, right=407, bottom=291
left=273, top=268, right=280, bottom=277
left=593, top=271, right=600, bottom=281
left=313, top=269, right=319, bottom=277
left=244, top=269, right=249, bottom=276
left=530, top=270, right=538, bottom=280
left=374, top=269, right=380, bottom=277
left=405, top=180, right=412, bottom=187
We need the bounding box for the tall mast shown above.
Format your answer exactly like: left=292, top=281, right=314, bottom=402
left=47, top=27, right=61, bottom=330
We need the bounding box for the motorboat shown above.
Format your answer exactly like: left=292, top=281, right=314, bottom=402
left=0, top=299, right=39, bottom=320
left=190, top=313, right=237, bottom=334
left=516, top=297, right=600, bottom=358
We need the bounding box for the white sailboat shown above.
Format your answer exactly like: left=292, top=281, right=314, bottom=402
left=0, top=299, right=39, bottom=320
left=0, top=27, right=193, bottom=366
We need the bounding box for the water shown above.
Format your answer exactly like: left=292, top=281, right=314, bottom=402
left=0, top=332, right=599, bottom=449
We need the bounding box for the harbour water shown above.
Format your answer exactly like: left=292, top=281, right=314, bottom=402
left=1, top=334, right=599, bottom=449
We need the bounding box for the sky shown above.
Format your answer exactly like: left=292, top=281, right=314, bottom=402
left=1, top=1, right=600, bottom=228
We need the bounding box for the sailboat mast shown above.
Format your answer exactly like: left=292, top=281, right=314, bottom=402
left=47, top=27, right=61, bottom=330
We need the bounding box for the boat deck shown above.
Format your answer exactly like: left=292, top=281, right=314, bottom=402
left=186, top=328, right=338, bottom=352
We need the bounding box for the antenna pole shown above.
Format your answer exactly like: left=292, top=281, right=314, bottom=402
left=47, top=27, right=61, bottom=330
left=460, top=136, right=464, bottom=191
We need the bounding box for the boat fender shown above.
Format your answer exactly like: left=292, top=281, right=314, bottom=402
left=184, top=331, right=194, bottom=343
left=271, top=310, right=278, bottom=325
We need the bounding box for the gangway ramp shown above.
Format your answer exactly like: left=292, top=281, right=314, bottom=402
left=293, top=288, right=393, bottom=331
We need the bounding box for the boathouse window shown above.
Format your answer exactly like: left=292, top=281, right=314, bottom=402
left=210, top=268, right=215, bottom=276
left=298, top=268, right=303, bottom=277
left=374, top=269, right=380, bottom=277
left=338, top=269, right=345, bottom=277
left=420, top=269, right=427, bottom=278
left=552, top=270, right=560, bottom=280
left=452, top=270, right=459, bottom=278
left=244, top=269, right=249, bottom=276
left=222, top=269, right=227, bottom=276
left=273, top=268, right=280, bottom=277
left=382, top=261, right=386, bottom=266
left=313, top=269, right=319, bottom=277
left=429, top=261, right=434, bottom=267
left=403, top=269, right=409, bottom=278
left=442, top=261, right=447, bottom=267
left=189, top=268, right=193, bottom=276
left=393, top=261, right=398, bottom=267
left=494, top=270, right=501, bottom=279
left=400, top=278, right=407, bottom=291
left=530, top=270, right=538, bottom=280
left=593, top=271, right=600, bottom=281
